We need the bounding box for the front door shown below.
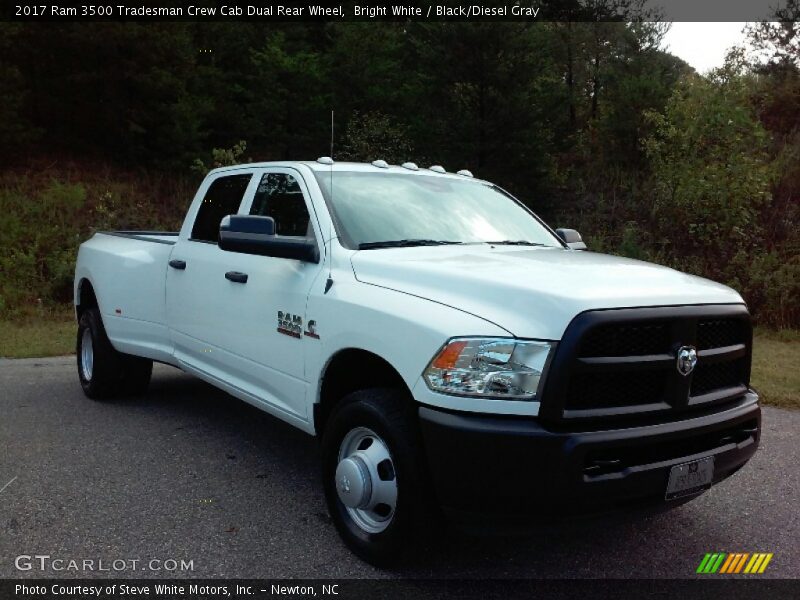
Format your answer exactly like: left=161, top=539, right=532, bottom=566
left=167, top=168, right=324, bottom=420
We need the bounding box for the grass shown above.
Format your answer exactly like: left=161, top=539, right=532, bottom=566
left=0, top=314, right=76, bottom=359
left=0, top=316, right=798, bottom=409
left=752, top=328, right=800, bottom=410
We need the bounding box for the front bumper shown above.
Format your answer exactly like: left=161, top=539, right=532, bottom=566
left=419, top=392, right=760, bottom=532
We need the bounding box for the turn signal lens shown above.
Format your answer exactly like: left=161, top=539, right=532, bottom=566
left=431, top=340, right=469, bottom=369
left=423, top=338, right=553, bottom=400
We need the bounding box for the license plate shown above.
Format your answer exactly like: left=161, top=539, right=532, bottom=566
left=666, top=456, right=714, bottom=500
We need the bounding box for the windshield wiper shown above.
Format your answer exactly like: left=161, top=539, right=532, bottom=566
left=484, top=240, right=547, bottom=246
left=358, top=239, right=463, bottom=250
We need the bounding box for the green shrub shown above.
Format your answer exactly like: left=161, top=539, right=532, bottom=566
left=339, top=111, right=417, bottom=164
left=637, top=70, right=798, bottom=327
left=729, top=250, right=800, bottom=328
left=0, top=165, right=191, bottom=318
left=191, top=141, right=249, bottom=176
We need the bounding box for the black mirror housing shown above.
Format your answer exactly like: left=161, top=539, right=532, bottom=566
left=222, top=214, right=276, bottom=236
left=555, top=228, right=587, bottom=251
left=219, top=215, right=319, bottom=263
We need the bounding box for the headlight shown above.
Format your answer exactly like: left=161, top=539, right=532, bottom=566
left=423, top=338, right=554, bottom=400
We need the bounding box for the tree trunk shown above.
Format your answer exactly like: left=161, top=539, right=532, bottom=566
left=566, top=22, right=576, bottom=127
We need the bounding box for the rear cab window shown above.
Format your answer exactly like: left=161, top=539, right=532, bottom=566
left=191, top=173, right=253, bottom=243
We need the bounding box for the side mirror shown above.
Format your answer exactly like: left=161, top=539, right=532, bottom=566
left=555, top=228, right=587, bottom=251
left=219, top=215, right=319, bottom=263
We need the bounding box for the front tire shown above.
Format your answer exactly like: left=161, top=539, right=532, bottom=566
left=321, top=389, right=430, bottom=565
left=77, top=308, right=152, bottom=399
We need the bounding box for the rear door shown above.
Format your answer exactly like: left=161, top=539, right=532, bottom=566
left=166, top=167, right=324, bottom=421
left=166, top=170, right=255, bottom=370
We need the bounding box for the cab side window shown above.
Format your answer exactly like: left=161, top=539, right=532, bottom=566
left=250, top=173, right=312, bottom=237
left=191, top=174, right=253, bottom=243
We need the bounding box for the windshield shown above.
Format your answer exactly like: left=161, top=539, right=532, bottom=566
left=314, top=171, right=562, bottom=249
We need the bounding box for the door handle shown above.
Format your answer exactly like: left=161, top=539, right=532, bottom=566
left=225, top=271, right=248, bottom=284
left=169, top=259, right=186, bottom=270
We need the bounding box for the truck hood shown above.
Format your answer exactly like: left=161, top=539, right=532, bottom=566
left=350, top=246, right=744, bottom=340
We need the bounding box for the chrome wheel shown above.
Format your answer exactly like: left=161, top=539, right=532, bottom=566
left=335, top=427, right=398, bottom=534
left=80, top=328, right=93, bottom=381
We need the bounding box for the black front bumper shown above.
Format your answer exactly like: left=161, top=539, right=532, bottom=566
left=419, top=392, right=760, bottom=531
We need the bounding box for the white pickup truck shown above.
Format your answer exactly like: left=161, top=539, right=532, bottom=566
left=74, top=159, right=760, bottom=564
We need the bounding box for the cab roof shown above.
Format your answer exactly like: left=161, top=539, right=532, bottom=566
left=209, top=160, right=488, bottom=184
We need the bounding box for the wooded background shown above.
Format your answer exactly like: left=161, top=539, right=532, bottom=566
left=0, top=13, right=798, bottom=326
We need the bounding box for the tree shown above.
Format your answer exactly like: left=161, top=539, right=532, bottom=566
left=0, top=24, right=38, bottom=153
left=643, top=72, right=774, bottom=276
left=406, top=22, right=563, bottom=202
left=338, top=111, right=415, bottom=164
left=747, top=1, right=800, bottom=68
left=326, top=22, right=412, bottom=117
left=14, top=24, right=206, bottom=166
left=249, top=27, right=331, bottom=159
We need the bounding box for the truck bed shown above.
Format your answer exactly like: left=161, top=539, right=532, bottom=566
left=75, top=230, right=178, bottom=364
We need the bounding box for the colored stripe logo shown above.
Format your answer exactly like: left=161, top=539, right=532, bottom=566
left=697, top=552, right=773, bottom=574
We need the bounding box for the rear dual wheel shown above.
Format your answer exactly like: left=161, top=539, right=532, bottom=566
left=77, top=308, right=153, bottom=399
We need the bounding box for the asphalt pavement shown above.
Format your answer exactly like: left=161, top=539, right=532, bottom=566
left=1, top=357, right=797, bottom=579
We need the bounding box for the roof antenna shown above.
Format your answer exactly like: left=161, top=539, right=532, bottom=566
left=324, top=110, right=334, bottom=294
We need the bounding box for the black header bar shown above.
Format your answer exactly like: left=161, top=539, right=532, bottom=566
left=3, top=579, right=800, bottom=600
left=2, top=0, right=793, bottom=22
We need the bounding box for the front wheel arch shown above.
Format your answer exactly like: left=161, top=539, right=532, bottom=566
left=315, top=348, right=413, bottom=436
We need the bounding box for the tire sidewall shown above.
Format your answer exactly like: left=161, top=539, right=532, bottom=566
left=76, top=309, right=117, bottom=398
left=322, top=392, right=423, bottom=565
left=77, top=311, right=96, bottom=393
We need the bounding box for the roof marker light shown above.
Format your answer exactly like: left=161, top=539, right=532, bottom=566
left=456, top=169, right=474, bottom=178
left=371, top=159, right=389, bottom=168
left=317, top=156, right=334, bottom=165
left=429, top=165, right=446, bottom=173
left=402, top=162, right=419, bottom=171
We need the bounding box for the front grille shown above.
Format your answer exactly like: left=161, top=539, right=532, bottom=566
left=540, top=305, right=752, bottom=423
left=697, top=318, right=746, bottom=350
left=691, top=358, right=747, bottom=397
left=566, top=371, right=666, bottom=410
left=579, top=323, right=670, bottom=357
